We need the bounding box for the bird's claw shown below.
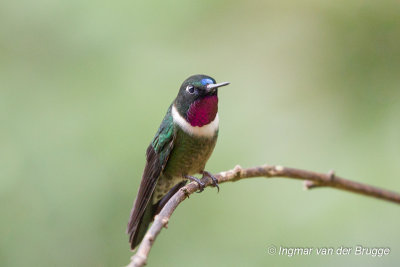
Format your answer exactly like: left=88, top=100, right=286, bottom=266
left=184, top=175, right=205, bottom=193
left=203, top=171, right=220, bottom=192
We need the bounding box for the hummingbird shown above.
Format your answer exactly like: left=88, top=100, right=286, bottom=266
left=127, top=74, right=229, bottom=249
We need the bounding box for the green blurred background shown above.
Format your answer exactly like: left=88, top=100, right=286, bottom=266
left=1, top=0, right=400, bottom=266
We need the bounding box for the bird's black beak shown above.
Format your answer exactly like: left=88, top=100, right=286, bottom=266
left=206, top=82, right=230, bottom=93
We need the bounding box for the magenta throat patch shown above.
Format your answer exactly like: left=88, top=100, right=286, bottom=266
left=187, top=95, right=218, bottom=127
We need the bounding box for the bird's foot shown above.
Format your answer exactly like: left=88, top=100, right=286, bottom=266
left=202, top=171, right=220, bottom=192
left=184, top=175, right=205, bottom=193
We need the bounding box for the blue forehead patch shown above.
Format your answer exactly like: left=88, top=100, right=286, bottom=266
left=201, top=78, right=214, bottom=85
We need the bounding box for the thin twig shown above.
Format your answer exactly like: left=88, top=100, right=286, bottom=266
left=127, top=164, right=400, bottom=267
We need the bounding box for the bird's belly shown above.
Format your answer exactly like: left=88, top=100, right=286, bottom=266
left=152, top=127, right=218, bottom=203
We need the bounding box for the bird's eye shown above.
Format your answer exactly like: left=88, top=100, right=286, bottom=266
left=186, top=85, right=195, bottom=94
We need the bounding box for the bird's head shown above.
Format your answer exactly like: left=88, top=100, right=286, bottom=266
left=174, top=74, right=229, bottom=127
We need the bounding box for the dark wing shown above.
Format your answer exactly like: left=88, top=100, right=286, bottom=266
left=127, top=105, right=175, bottom=248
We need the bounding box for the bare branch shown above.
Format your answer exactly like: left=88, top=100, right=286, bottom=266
left=126, top=164, right=400, bottom=267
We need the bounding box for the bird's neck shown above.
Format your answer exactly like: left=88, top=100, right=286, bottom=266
left=186, top=95, right=218, bottom=127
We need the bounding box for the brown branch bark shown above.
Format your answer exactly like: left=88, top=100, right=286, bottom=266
left=126, top=164, right=400, bottom=267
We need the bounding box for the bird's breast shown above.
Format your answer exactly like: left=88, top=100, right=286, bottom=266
left=153, top=126, right=218, bottom=203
